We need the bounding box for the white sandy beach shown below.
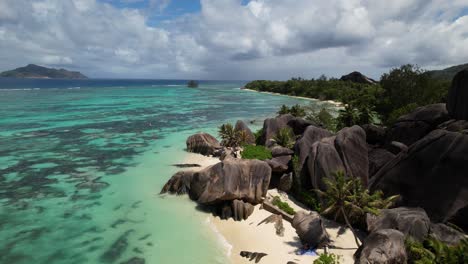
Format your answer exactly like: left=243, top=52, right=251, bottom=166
left=241, top=88, right=343, bottom=107
left=183, top=153, right=358, bottom=264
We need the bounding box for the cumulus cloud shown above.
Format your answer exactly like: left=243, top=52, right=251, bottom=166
left=0, top=0, right=467, bottom=79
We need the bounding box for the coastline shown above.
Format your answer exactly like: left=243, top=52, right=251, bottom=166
left=182, top=153, right=356, bottom=264
left=241, top=88, right=343, bottom=107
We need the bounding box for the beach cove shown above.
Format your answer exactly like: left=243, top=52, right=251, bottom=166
left=0, top=79, right=338, bottom=264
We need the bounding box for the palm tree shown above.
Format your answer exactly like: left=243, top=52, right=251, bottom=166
left=273, top=127, right=294, bottom=148
left=316, top=171, right=399, bottom=247
left=218, top=123, right=239, bottom=147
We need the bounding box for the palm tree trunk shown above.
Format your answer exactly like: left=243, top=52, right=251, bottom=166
left=340, top=207, right=361, bottom=247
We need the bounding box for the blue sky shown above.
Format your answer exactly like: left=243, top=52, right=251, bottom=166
left=0, top=0, right=467, bottom=79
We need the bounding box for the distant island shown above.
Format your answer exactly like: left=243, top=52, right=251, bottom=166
left=0, top=64, right=88, bottom=79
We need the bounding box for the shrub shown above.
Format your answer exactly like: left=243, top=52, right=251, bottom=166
left=306, top=108, right=337, bottom=132
left=313, top=253, right=341, bottom=264
left=406, top=237, right=468, bottom=264
left=272, top=196, right=296, bottom=215
left=277, top=104, right=307, bottom=117
left=273, top=127, right=294, bottom=148
left=297, top=190, right=321, bottom=212
left=254, top=128, right=264, bottom=145
left=241, top=145, right=272, bottom=160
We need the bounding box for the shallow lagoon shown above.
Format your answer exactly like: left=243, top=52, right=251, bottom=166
left=0, top=80, right=336, bottom=263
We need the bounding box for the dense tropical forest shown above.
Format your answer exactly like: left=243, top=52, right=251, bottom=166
left=245, top=64, right=452, bottom=127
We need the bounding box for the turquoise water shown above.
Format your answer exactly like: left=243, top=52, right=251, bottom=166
left=0, top=80, right=336, bottom=264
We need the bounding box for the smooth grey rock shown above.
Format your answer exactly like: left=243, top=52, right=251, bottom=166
left=368, top=148, right=395, bottom=178
left=266, top=155, right=291, bottom=173
left=447, top=70, right=468, bottom=120
left=235, top=120, right=255, bottom=145
left=259, top=114, right=295, bottom=147
left=430, top=223, right=467, bottom=246
left=278, top=172, right=293, bottom=192
left=354, top=229, right=407, bottom=264
left=271, top=146, right=294, bottom=157
left=366, top=207, right=430, bottom=242
left=362, top=124, right=386, bottom=145
left=292, top=211, right=330, bottom=248
left=386, top=103, right=449, bottom=147
left=186, top=133, right=221, bottom=156
left=287, top=117, right=315, bottom=135
left=370, top=129, right=468, bottom=229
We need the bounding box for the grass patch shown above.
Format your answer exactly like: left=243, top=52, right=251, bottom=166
left=272, top=196, right=296, bottom=215
left=241, top=145, right=272, bottom=160
left=313, top=253, right=341, bottom=264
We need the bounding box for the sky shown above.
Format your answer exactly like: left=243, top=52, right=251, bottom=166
left=0, top=0, right=467, bottom=80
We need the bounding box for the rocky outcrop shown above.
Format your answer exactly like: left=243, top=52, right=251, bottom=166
left=370, top=129, right=468, bottom=229
left=292, top=211, right=329, bottom=248
left=221, top=199, right=255, bottom=221
left=287, top=117, right=315, bottom=135
left=335, top=126, right=369, bottom=185
left=306, top=126, right=368, bottom=190
left=447, top=69, right=468, bottom=120
left=362, top=124, right=386, bottom=146
left=430, top=223, right=467, bottom=246
left=266, top=155, right=291, bottom=173
left=294, top=126, right=333, bottom=172
left=162, top=158, right=271, bottom=205
left=271, top=146, right=294, bottom=157
left=368, top=148, right=395, bottom=178
left=340, top=71, right=377, bottom=85
left=354, top=229, right=407, bottom=264
left=235, top=120, right=255, bottom=145
left=366, top=207, right=431, bottom=242
left=386, top=103, right=449, bottom=147
left=259, top=114, right=295, bottom=147
left=186, top=133, right=221, bottom=156
left=239, top=251, right=268, bottom=263
left=278, top=173, right=293, bottom=192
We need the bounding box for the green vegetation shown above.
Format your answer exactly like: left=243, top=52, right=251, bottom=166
left=253, top=128, right=264, bottom=145
left=290, top=156, right=322, bottom=212
left=406, top=237, right=468, bottom=264
left=313, top=253, right=341, bottom=264
left=272, top=196, right=296, bottom=215
left=246, top=64, right=452, bottom=127
left=272, top=127, right=295, bottom=148
left=306, top=108, right=337, bottom=132
left=218, top=123, right=250, bottom=147
left=241, top=145, right=272, bottom=160
left=277, top=104, right=307, bottom=117
left=316, top=171, right=399, bottom=247
left=377, top=64, right=449, bottom=124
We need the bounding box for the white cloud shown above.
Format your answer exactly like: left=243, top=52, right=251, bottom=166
left=0, top=0, right=467, bottom=79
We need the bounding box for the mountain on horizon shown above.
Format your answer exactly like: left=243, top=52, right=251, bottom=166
left=426, top=63, right=468, bottom=80
left=0, top=64, right=88, bottom=79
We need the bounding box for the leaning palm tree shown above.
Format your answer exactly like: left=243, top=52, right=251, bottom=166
left=316, top=171, right=399, bottom=247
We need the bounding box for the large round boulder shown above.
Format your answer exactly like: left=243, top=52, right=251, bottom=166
left=354, top=229, right=407, bottom=264
left=294, top=126, right=333, bottom=172
left=186, top=133, right=221, bottom=156
left=362, top=124, right=386, bottom=146
left=161, top=159, right=271, bottom=207
left=306, top=126, right=368, bottom=190
left=386, top=103, right=449, bottom=147
left=368, top=148, right=395, bottom=178
left=259, top=114, right=295, bottom=147
left=370, top=129, right=468, bottom=229
left=235, top=120, right=255, bottom=145
left=447, top=69, right=468, bottom=120
left=292, top=211, right=330, bottom=248
left=366, top=207, right=430, bottom=242
left=287, top=117, right=315, bottom=135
